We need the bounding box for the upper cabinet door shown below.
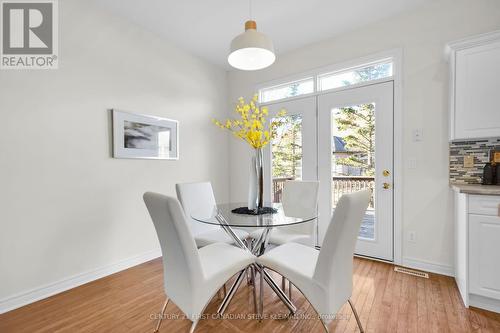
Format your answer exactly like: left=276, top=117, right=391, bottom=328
left=448, top=31, right=500, bottom=141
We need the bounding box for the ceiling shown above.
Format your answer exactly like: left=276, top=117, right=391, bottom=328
left=95, top=0, right=433, bottom=70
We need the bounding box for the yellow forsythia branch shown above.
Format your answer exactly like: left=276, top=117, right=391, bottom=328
left=212, top=94, right=286, bottom=149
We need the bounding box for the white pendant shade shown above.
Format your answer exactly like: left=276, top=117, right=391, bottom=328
left=228, top=20, right=275, bottom=71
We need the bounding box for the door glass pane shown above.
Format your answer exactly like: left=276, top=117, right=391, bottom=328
left=331, top=104, right=376, bottom=239
left=271, top=114, right=303, bottom=203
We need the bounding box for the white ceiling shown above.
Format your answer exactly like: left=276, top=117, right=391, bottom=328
left=95, top=0, right=433, bottom=70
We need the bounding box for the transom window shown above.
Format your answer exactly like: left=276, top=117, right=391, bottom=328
left=318, top=61, right=392, bottom=91
left=259, top=78, right=314, bottom=103
left=258, top=59, right=394, bottom=103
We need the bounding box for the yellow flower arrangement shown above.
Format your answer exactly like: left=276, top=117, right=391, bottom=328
left=212, top=94, right=286, bottom=149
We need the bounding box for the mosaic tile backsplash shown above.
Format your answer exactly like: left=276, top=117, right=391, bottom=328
left=450, top=138, right=500, bottom=184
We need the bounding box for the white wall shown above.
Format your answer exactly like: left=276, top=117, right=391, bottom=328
left=227, top=0, right=500, bottom=273
left=0, top=0, right=229, bottom=311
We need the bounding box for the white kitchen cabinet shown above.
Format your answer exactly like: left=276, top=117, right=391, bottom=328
left=453, top=188, right=500, bottom=313
left=469, top=214, right=500, bottom=300
left=447, top=31, right=500, bottom=141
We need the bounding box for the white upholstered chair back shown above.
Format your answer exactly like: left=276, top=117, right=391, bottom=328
left=143, top=192, right=203, bottom=317
left=175, top=182, right=218, bottom=235
left=280, top=180, right=319, bottom=241
left=313, top=189, right=371, bottom=313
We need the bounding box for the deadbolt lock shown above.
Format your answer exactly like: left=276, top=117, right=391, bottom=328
left=383, top=183, right=391, bottom=189
left=383, top=170, right=390, bottom=177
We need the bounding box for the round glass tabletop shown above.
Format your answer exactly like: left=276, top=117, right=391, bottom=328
left=191, top=202, right=317, bottom=228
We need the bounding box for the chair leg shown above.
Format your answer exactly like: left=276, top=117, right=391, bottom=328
left=153, top=298, right=169, bottom=333
left=348, top=299, right=365, bottom=333
left=217, top=284, right=227, bottom=299
left=319, top=318, right=330, bottom=333
left=259, top=265, right=264, bottom=321
left=217, top=270, right=246, bottom=315
left=245, top=239, right=253, bottom=285
left=281, top=276, right=292, bottom=301
left=251, top=266, right=258, bottom=314
left=189, top=320, right=198, bottom=333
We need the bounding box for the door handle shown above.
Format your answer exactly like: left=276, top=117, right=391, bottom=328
left=383, top=170, right=390, bottom=177
left=383, top=183, right=391, bottom=189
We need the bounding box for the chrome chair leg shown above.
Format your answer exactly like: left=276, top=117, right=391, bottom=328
left=259, top=264, right=264, bottom=321
left=217, top=285, right=226, bottom=299
left=282, top=276, right=292, bottom=301
left=252, top=266, right=258, bottom=314
left=261, top=268, right=296, bottom=314
left=246, top=267, right=251, bottom=285
left=153, top=298, right=169, bottom=333
left=348, top=299, right=364, bottom=333
left=217, top=270, right=246, bottom=315
left=189, top=320, right=198, bottom=333
left=319, top=318, right=330, bottom=333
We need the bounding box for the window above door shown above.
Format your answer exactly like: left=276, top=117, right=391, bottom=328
left=259, top=78, right=314, bottom=103
left=318, top=60, right=393, bottom=91
left=258, top=57, right=394, bottom=104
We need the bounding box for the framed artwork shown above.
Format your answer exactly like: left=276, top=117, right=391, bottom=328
left=112, top=109, right=179, bottom=160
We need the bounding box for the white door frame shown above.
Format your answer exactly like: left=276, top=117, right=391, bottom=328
left=256, top=49, right=403, bottom=264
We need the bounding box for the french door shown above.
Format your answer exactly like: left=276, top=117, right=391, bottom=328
left=318, top=82, right=394, bottom=261
left=263, top=96, right=317, bottom=202
left=263, top=81, right=394, bottom=261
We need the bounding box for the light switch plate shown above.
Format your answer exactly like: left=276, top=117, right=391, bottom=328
left=413, top=129, right=423, bottom=142
left=408, top=158, right=417, bottom=169
left=464, top=155, right=474, bottom=168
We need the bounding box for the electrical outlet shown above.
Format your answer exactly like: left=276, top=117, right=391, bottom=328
left=408, top=231, right=416, bottom=243
left=464, top=155, right=474, bottom=168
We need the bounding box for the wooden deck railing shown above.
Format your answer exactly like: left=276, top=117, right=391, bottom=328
left=272, top=176, right=375, bottom=207
left=331, top=176, right=375, bottom=208
left=272, top=177, right=294, bottom=203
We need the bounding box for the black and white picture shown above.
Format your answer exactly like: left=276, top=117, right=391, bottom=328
left=113, top=110, right=178, bottom=159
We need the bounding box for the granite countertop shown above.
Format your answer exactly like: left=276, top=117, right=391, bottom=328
left=451, top=183, right=500, bottom=195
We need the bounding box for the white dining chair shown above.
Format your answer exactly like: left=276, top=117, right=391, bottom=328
left=248, top=180, right=319, bottom=247
left=248, top=180, right=319, bottom=297
left=257, top=189, right=371, bottom=332
left=143, top=192, right=255, bottom=333
left=271, top=180, right=319, bottom=247
left=176, top=182, right=249, bottom=248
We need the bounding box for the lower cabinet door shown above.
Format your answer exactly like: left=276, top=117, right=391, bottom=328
left=469, top=214, right=500, bottom=299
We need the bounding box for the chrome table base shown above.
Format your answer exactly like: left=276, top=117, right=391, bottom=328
left=214, top=212, right=296, bottom=317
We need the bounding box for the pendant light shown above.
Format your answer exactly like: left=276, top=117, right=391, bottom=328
left=228, top=0, right=275, bottom=71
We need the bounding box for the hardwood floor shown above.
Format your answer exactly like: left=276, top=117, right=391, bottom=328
left=1, top=257, right=500, bottom=333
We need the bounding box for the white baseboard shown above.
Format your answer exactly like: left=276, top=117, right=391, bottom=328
left=0, top=249, right=162, bottom=314
left=469, top=294, right=500, bottom=314
left=402, top=257, right=454, bottom=277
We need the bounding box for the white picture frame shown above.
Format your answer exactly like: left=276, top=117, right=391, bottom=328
left=112, top=109, right=179, bottom=160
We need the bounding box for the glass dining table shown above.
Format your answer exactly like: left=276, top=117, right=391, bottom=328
left=191, top=202, right=317, bottom=318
